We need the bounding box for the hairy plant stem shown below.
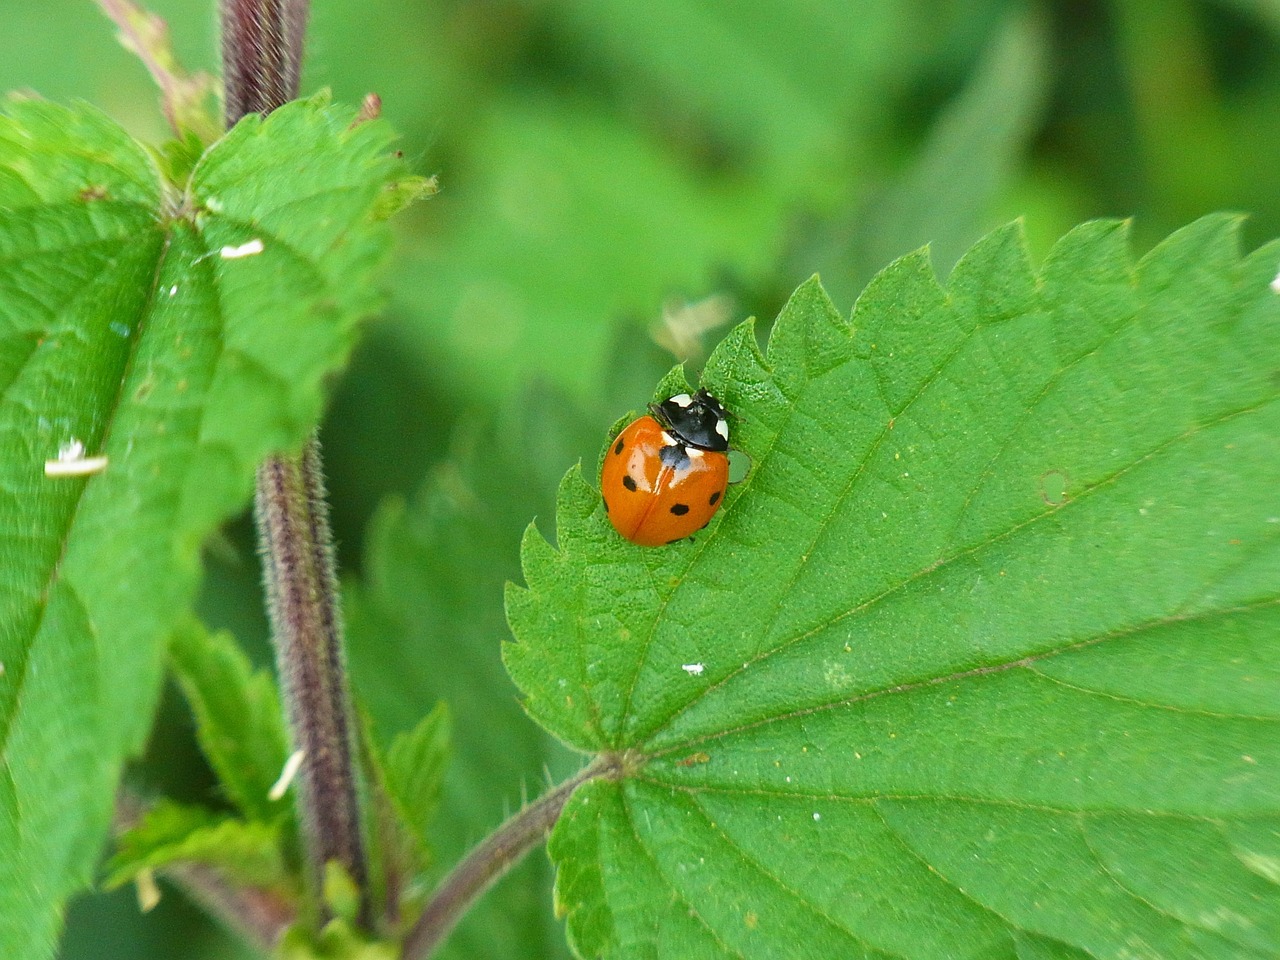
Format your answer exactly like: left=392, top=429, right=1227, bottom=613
left=219, top=0, right=370, bottom=932
left=221, top=0, right=308, bottom=125
left=400, top=754, right=625, bottom=960
left=256, top=436, right=371, bottom=927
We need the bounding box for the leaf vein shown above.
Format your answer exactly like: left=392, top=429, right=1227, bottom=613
left=648, top=597, right=1280, bottom=756
left=647, top=397, right=1279, bottom=743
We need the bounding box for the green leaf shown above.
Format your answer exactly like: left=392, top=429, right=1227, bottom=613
left=382, top=702, right=451, bottom=867
left=508, top=216, right=1280, bottom=957
left=0, top=95, right=410, bottom=958
left=106, top=801, right=289, bottom=892
left=356, top=701, right=449, bottom=911
left=169, top=619, right=290, bottom=824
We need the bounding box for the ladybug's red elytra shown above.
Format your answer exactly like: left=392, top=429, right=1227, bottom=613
left=601, top=389, right=731, bottom=546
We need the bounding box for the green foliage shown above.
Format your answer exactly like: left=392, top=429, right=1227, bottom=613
left=0, top=95, right=411, bottom=958
left=804, top=7, right=1050, bottom=309
left=344, top=392, right=609, bottom=960
left=106, top=802, right=289, bottom=893
left=6, top=2, right=1280, bottom=958
left=169, top=619, right=290, bottom=824
left=509, top=216, right=1280, bottom=957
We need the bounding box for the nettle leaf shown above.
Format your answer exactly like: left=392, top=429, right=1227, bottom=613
left=169, top=618, right=290, bottom=824
left=507, top=216, right=1280, bottom=958
left=0, top=95, right=410, bottom=957
left=105, top=800, right=290, bottom=893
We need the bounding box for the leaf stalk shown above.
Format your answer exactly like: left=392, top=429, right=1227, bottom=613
left=400, top=754, right=624, bottom=960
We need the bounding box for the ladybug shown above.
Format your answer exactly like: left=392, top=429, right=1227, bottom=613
left=601, top=389, right=731, bottom=546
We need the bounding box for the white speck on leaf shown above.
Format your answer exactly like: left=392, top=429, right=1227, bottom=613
left=221, top=238, right=265, bottom=259
left=45, top=439, right=109, bottom=477
left=168, top=284, right=179, bottom=297
left=1271, top=268, right=1280, bottom=293
left=813, top=812, right=821, bottom=822
left=682, top=663, right=705, bottom=676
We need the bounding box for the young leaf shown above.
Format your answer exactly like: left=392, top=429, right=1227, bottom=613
left=357, top=700, right=450, bottom=920
left=169, top=619, right=290, bottom=824
left=383, top=702, right=451, bottom=868
left=0, top=95, right=412, bottom=958
left=106, top=801, right=289, bottom=893
left=508, top=216, right=1280, bottom=958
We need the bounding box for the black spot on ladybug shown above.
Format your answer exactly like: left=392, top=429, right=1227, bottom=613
left=659, top=444, right=689, bottom=470
left=670, top=503, right=690, bottom=516
left=709, top=490, right=721, bottom=506
left=622, top=474, right=637, bottom=492
left=613, top=437, right=624, bottom=456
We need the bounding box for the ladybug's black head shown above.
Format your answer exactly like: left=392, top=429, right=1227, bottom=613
left=651, top=388, right=730, bottom=452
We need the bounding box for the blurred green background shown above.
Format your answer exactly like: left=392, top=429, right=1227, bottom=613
left=3, top=0, right=1279, bottom=956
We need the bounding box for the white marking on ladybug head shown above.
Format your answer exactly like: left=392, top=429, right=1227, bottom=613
left=661, top=431, right=677, bottom=445
left=715, top=418, right=730, bottom=441
left=669, top=393, right=692, bottom=407
left=687, top=447, right=705, bottom=459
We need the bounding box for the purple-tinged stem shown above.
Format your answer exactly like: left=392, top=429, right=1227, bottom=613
left=400, top=755, right=623, bottom=960
left=256, top=437, right=370, bottom=927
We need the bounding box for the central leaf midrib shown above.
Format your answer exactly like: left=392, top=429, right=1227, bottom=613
left=638, top=395, right=1278, bottom=749
left=641, top=595, right=1280, bottom=760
